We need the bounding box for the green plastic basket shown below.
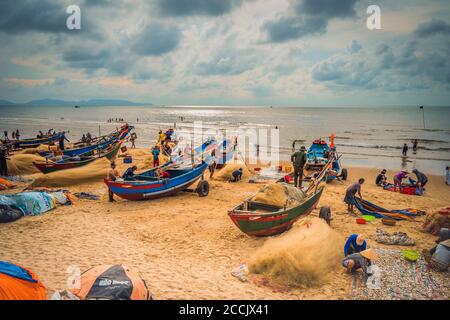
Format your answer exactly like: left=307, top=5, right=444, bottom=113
left=362, top=215, right=376, bottom=222
left=403, top=250, right=420, bottom=262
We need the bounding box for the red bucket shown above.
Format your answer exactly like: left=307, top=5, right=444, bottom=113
left=356, top=218, right=366, bottom=225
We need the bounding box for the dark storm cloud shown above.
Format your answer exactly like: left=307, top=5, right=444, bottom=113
left=132, top=23, right=181, bottom=56
left=264, top=16, right=327, bottom=43
left=263, top=0, right=359, bottom=43
left=414, top=19, right=450, bottom=37
left=155, top=0, right=243, bottom=17
left=62, top=47, right=111, bottom=70
left=0, top=0, right=67, bottom=33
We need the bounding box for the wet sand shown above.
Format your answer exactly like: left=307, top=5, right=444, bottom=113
left=1, top=155, right=449, bottom=300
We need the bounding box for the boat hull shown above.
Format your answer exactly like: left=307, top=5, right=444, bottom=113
left=105, top=162, right=208, bottom=201
left=13, top=133, right=63, bottom=148
left=228, top=186, right=324, bottom=237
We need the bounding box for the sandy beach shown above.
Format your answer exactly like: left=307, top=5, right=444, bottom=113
left=1, top=149, right=449, bottom=300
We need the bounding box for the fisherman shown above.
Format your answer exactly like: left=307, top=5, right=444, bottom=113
left=0, top=146, right=10, bottom=176
left=344, top=234, right=367, bottom=256
left=412, top=169, right=428, bottom=188
left=344, top=178, right=365, bottom=214
left=393, top=170, right=408, bottom=192
left=152, top=146, right=160, bottom=167
left=2, top=131, right=7, bottom=141
left=12, top=131, right=15, bottom=140
left=231, top=168, right=243, bottom=182
left=208, top=149, right=217, bottom=179
left=130, top=132, right=137, bottom=149
left=81, top=134, right=87, bottom=143
left=59, top=132, right=70, bottom=150
left=107, top=162, right=119, bottom=202
left=402, top=143, right=408, bottom=157
left=38, top=131, right=44, bottom=139
left=412, top=139, right=418, bottom=152
left=86, top=132, right=92, bottom=145
left=291, top=146, right=307, bottom=188
left=342, top=249, right=377, bottom=277
left=375, top=169, right=387, bottom=186
left=159, top=130, right=166, bottom=143
left=15, top=129, right=20, bottom=140
left=122, top=165, right=137, bottom=180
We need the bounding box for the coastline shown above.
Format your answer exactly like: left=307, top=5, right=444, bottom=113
left=1, top=157, right=449, bottom=300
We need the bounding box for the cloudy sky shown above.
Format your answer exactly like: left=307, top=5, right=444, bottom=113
left=1, top=0, right=450, bottom=106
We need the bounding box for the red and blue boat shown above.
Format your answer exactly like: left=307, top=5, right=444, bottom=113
left=105, top=139, right=234, bottom=201
left=38, top=125, right=133, bottom=158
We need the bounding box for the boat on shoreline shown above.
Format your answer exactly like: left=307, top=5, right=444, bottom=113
left=38, top=125, right=133, bottom=158
left=5, top=133, right=63, bottom=149
left=33, top=140, right=122, bottom=174
left=104, top=139, right=225, bottom=201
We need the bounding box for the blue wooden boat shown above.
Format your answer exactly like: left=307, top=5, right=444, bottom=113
left=38, top=125, right=133, bottom=158
left=12, top=133, right=63, bottom=148
left=105, top=139, right=234, bottom=201
left=305, top=135, right=346, bottom=182
left=105, top=161, right=210, bottom=201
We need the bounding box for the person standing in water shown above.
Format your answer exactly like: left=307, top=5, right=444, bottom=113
left=291, top=146, right=307, bottom=188
left=402, top=143, right=409, bottom=157
left=412, top=139, right=418, bottom=153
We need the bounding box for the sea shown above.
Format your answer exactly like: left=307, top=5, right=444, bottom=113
left=0, top=105, right=449, bottom=175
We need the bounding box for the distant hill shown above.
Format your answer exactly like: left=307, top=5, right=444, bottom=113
left=0, top=98, right=151, bottom=106
left=0, top=99, right=16, bottom=106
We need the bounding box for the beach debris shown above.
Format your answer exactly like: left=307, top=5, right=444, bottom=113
left=51, top=290, right=80, bottom=300
left=349, top=248, right=449, bottom=300
left=375, top=228, right=415, bottom=246
left=231, top=263, right=249, bottom=282
left=74, top=192, right=99, bottom=201
left=421, top=208, right=450, bottom=235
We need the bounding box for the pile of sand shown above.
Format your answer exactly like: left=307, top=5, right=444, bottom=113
left=251, top=183, right=306, bottom=208
left=7, top=154, right=44, bottom=175
left=31, top=158, right=112, bottom=188
left=215, top=163, right=253, bottom=181
left=248, top=217, right=343, bottom=287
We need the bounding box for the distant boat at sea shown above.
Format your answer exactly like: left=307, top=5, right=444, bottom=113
left=74, top=105, right=80, bottom=108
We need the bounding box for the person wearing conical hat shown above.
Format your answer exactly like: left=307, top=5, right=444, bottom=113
left=342, top=248, right=377, bottom=276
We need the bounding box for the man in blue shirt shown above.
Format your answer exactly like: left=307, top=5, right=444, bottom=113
left=344, top=234, right=367, bottom=256
left=122, top=165, right=137, bottom=180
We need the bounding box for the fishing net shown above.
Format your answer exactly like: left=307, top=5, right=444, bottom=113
left=7, top=154, right=44, bottom=175
left=248, top=217, right=343, bottom=287
left=31, top=158, right=112, bottom=187
left=215, top=163, right=253, bottom=181
left=251, top=182, right=306, bottom=208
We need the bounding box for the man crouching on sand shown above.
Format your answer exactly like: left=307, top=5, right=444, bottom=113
left=107, top=162, right=119, bottom=202
left=342, top=248, right=377, bottom=277
left=344, top=178, right=365, bottom=214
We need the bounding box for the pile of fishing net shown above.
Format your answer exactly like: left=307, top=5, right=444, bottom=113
left=31, top=158, right=112, bottom=187
left=7, top=154, right=44, bottom=175
left=421, top=208, right=450, bottom=235
left=251, top=182, right=306, bottom=208
left=248, top=217, right=343, bottom=287
left=215, top=163, right=253, bottom=181
left=18, top=144, right=56, bottom=155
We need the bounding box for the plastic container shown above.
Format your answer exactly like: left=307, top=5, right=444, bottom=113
left=382, top=218, right=396, bottom=226
left=123, top=156, right=133, bottom=164
left=362, top=215, right=375, bottom=222
left=403, top=250, right=420, bottom=262
left=356, top=218, right=366, bottom=225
